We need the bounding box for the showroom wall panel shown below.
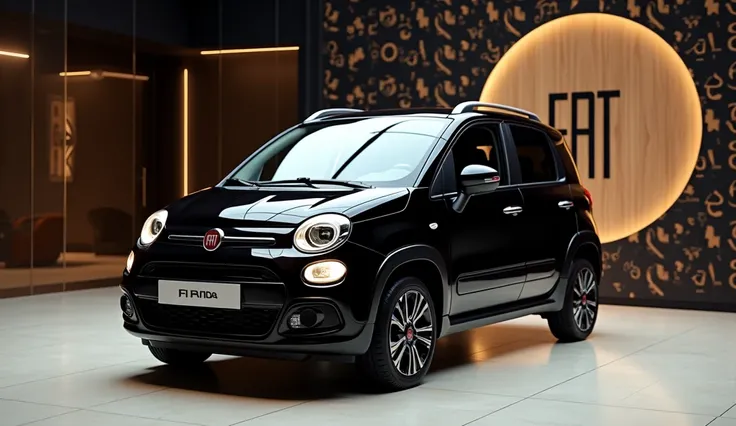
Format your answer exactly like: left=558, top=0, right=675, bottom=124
left=0, top=8, right=32, bottom=288
left=0, top=0, right=314, bottom=298
left=322, top=0, right=736, bottom=310
left=184, top=0, right=300, bottom=195
left=0, top=1, right=143, bottom=296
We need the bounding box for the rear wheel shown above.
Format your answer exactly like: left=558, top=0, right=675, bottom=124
left=358, top=277, right=437, bottom=391
left=148, top=346, right=212, bottom=367
left=547, top=259, right=599, bottom=342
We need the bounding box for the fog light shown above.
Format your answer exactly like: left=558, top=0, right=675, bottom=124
left=288, top=313, right=302, bottom=328
left=120, top=294, right=135, bottom=318
left=125, top=251, right=135, bottom=273
left=288, top=308, right=321, bottom=329
left=302, top=260, right=347, bottom=286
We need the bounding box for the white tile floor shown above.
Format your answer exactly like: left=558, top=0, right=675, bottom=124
left=1, top=288, right=735, bottom=426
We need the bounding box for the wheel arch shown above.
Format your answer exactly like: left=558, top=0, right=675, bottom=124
left=368, top=244, right=450, bottom=330
left=562, top=230, right=602, bottom=279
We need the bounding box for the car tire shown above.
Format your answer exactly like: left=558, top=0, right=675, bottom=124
left=357, top=276, right=437, bottom=392
left=148, top=346, right=212, bottom=367
left=547, top=258, right=599, bottom=342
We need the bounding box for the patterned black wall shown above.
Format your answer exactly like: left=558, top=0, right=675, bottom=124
left=323, top=0, right=736, bottom=310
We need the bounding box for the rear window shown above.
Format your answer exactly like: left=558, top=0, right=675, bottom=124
left=508, top=125, right=559, bottom=184
left=555, top=137, right=579, bottom=183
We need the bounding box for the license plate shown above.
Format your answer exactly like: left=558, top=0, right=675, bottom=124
left=158, top=280, right=241, bottom=310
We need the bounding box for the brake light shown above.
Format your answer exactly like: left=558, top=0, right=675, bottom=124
left=583, top=187, right=593, bottom=209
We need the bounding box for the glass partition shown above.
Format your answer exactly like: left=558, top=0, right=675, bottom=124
left=0, top=0, right=299, bottom=298
left=0, top=1, right=138, bottom=296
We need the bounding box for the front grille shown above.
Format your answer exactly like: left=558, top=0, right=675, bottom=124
left=136, top=298, right=280, bottom=338
left=166, top=234, right=277, bottom=249
left=140, top=262, right=281, bottom=283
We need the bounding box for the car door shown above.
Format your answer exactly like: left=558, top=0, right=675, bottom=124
left=432, top=122, right=528, bottom=315
left=503, top=123, right=578, bottom=300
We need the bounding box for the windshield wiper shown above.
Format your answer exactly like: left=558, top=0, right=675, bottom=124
left=258, top=177, right=372, bottom=189
left=222, top=177, right=260, bottom=187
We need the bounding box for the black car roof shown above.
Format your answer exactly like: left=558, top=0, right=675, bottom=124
left=307, top=106, right=563, bottom=140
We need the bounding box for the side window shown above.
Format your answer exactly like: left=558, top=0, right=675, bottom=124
left=432, top=124, right=506, bottom=196
left=508, top=125, right=558, bottom=184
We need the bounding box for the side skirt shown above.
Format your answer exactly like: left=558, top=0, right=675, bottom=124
left=439, top=276, right=568, bottom=338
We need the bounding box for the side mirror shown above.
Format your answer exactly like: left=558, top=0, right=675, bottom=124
left=452, top=165, right=500, bottom=213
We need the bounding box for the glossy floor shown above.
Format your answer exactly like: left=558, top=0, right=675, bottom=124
left=1, top=288, right=735, bottom=426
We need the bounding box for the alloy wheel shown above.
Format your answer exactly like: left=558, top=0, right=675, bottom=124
left=572, top=267, right=598, bottom=332
left=388, top=290, right=433, bottom=376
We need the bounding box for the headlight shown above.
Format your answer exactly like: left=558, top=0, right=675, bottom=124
left=293, top=214, right=350, bottom=254
left=139, top=209, right=168, bottom=246
left=303, top=260, right=347, bottom=286
left=125, top=251, right=135, bottom=272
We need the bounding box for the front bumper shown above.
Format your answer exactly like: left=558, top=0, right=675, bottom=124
left=121, top=241, right=383, bottom=359
left=124, top=320, right=374, bottom=361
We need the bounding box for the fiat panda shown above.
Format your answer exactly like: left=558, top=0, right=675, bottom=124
left=121, top=101, right=601, bottom=391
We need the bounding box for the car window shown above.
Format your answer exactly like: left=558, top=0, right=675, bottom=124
left=230, top=117, right=451, bottom=188
left=432, top=124, right=506, bottom=196
left=508, top=125, right=558, bottom=183
left=451, top=125, right=506, bottom=183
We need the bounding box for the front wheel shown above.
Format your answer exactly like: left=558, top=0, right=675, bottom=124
left=547, top=259, right=599, bottom=342
left=358, top=277, right=437, bottom=391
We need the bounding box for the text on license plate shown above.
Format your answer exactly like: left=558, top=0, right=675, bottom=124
left=157, top=280, right=241, bottom=310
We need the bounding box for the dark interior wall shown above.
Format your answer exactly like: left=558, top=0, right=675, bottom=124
left=186, top=0, right=308, bottom=48
left=187, top=51, right=300, bottom=192
left=0, top=0, right=309, bottom=286
left=60, top=80, right=141, bottom=248
left=0, top=0, right=313, bottom=213
left=322, top=1, right=736, bottom=310
left=0, top=0, right=188, bottom=46
left=0, top=58, right=31, bottom=223
left=184, top=0, right=323, bottom=120
left=220, top=52, right=299, bottom=173
left=0, top=10, right=143, bottom=252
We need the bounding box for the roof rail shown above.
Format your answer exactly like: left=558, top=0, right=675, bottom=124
left=451, top=101, right=541, bottom=122
left=304, top=108, right=363, bottom=123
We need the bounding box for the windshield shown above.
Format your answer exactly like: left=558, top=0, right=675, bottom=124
left=228, top=116, right=451, bottom=188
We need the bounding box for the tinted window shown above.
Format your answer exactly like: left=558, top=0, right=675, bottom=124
left=231, top=116, right=451, bottom=188
left=509, top=125, right=558, bottom=183
left=555, top=137, right=579, bottom=183
left=432, top=124, right=506, bottom=195
left=452, top=126, right=505, bottom=181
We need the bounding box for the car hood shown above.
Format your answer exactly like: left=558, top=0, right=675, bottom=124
left=165, top=186, right=410, bottom=229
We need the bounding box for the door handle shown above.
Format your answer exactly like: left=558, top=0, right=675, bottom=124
left=558, top=200, right=574, bottom=210
left=503, top=206, right=523, bottom=216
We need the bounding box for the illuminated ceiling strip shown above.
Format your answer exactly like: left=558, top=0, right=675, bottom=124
left=183, top=69, right=189, bottom=197
left=59, top=71, right=150, bottom=81
left=60, top=71, right=91, bottom=76
left=200, top=46, right=299, bottom=55
left=0, top=49, right=30, bottom=59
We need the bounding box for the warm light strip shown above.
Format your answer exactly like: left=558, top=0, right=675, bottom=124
left=59, top=71, right=91, bottom=77
left=0, top=49, right=29, bottom=59
left=200, top=46, right=299, bottom=55
left=102, top=71, right=149, bottom=81
left=182, top=69, right=189, bottom=197
left=59, top=71, right=150, bottom=81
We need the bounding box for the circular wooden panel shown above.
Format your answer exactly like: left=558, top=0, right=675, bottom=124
left=481, top=13, right=702, bottom=244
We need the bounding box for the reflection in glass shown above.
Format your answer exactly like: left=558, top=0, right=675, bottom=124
left=0, top=0, right=300, bottom=297
left=0, top=13, right=32, bottom=293
left=0, top=1, right=139, bottom=296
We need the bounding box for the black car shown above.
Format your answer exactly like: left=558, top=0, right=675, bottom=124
left=121, top=101, right=601, bottom=391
